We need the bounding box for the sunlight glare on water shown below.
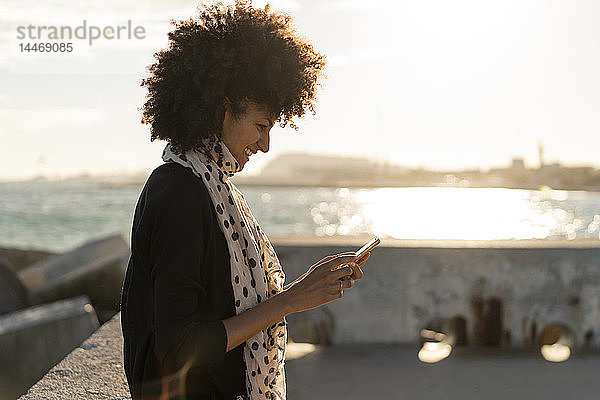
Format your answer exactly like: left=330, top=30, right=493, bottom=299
left=355, top=187, right=578, bottom=240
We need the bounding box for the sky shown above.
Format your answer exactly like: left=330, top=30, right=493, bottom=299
left=1, top=0, right=599, bottom=181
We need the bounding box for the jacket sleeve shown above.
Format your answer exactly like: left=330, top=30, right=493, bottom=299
left=147, top=172, right=228, bottom=371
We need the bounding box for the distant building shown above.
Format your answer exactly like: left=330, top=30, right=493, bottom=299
left=511, top=158, right=525, bottom=170
left=538, top=142, right=545, bottom=169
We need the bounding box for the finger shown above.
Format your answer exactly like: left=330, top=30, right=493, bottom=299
left=313, top=255, right=336, bottom=267
left=333, top=264, right=354, bottom=280
left=315, top=252, right=356, bottom=268
left=329, top=278, right=354, bottom=293
left=343, top=278, right=355, bottom=289
left=319, top=254, right=358, bottom=272
left=356, top=252, right=371, bottom=266
left=329, top=281, right=342, bottom=294
left=348, top=262, right=363, bottom=280
left=339, top=262, right=363, bottom=280
left=328, top=252, right=357, bottom=266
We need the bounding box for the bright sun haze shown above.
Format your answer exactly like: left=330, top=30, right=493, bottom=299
left=1, top=0, right=599, bottom=181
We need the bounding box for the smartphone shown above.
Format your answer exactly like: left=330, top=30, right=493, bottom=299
left=355, top=236, right=380, bottom=261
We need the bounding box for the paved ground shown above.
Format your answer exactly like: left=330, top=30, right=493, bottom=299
left=19, top=314, right=130, bottom=400
left=285, top=344, right=600, bottom=400
left=19, top=315, right=600, bottom=400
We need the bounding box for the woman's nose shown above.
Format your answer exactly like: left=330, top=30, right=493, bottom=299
left=258, top=129, right=270, bottom=153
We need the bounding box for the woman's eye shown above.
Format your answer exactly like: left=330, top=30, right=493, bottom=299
left=257, top=124, right=267, bottom=131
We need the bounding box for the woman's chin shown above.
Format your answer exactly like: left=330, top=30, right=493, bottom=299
left=236, top=157, right=247, bottom=171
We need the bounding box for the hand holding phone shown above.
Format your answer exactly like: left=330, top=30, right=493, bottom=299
left=355, top=236, right=380, bottom=263
left=336, top=236, right=380, bottom=281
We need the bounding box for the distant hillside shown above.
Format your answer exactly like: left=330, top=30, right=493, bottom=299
left=232, top=153, right=600, bottom=190
left=232, top=153, right=411, bottom=187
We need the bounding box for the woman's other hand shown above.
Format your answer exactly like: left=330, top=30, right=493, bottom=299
left=283, top=252, right=366, bottom=313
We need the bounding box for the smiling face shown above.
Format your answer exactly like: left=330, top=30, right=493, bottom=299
left=221, top=101, right=275, bottom=172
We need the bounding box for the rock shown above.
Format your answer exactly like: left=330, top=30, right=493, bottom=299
left=18, top=235, right=130, bottom=312
left=0, top=256, right=28, bottom=315
left=0, top=246, right=56, bottom=271
left=0, top=296, right=100, bottom=399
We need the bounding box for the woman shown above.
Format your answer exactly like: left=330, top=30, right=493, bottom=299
left=120, top=2, right=370, bottom=399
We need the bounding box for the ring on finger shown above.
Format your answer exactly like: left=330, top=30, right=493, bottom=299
left=339, top=280, right=343, bottom=292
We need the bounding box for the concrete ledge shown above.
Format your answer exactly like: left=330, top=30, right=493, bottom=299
left=274, top=240, right=600, bottom=347
left=19, top=313, right=130, bottom=400
left=1, top=296, right=100, bottom=399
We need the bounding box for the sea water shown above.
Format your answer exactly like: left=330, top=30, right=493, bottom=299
left=1, top=179, right=599, bottom=252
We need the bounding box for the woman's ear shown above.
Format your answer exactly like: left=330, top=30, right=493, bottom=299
left=223, top=96, right=232, bottom=112
left=222, top=97, right=234, bottom=134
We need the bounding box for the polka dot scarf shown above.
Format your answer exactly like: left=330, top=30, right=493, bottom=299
left=162, top=138, right=288, bottom=400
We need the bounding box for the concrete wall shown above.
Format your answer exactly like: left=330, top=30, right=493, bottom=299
left=275, top=238, right=600, bottom=348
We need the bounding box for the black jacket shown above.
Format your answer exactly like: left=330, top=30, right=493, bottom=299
left=121, top=162, right=246, bottom=399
